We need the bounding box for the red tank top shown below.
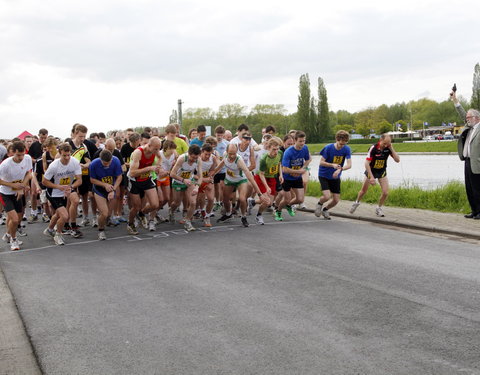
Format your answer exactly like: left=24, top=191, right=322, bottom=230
left=136, top=146, right=155, bottom=182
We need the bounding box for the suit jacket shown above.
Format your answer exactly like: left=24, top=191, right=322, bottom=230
left=455, top=104, right=480, bottom=173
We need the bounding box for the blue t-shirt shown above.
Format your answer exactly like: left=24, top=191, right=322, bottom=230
left=282, top=145, right=310, bottom=180
left=89, top=156, right=123, bottom=195
left=190, top=138, right=205, bottom=147
left=318, top=143, right=351, bottom=179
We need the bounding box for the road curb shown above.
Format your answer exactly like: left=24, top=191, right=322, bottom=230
left=299, top=208, right=480, bottom=241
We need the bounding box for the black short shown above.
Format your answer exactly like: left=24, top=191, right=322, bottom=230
left=78, top=175, right=92, bottom=196
left=128, top=179, right=156, bottom=198
left=47, top=195, right=68, bottom=210
left=365, top=169, right=387, bottom=179
left=319, top=177, right=341, bottom=194
left=214, top=173, right=226, bottom=184
left=282, top=178, right=304, bottom=192
left=0, top=193, right=24, bottom=213
left=121, top=173, right=128, bottom=188
left=275, top=175, right=283, bottom=192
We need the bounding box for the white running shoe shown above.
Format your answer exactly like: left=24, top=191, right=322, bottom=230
left=80, top=217, right=90, bottom=227
left=148, top=220, right=156, bottom=232
left=255, top=215, right=265, bottom=225
left=127, top=224, right=139, bottom=235
left=98, top=231, right=107, bottom=241
left=247, top=198, right=256, bottom=216
left=375, top=206, right=385, bottom=217
left=184, top=220, right=196, bottom=232
left=43, top=227, right=55, bottom=237
left=2, top=233, right=11, bottom=243
left=54, top=232, right=65, bottom=245
left=314, top=203, right=323, bottom=217
left=17, top=226, right=27, bottom=237
left=203, top=217, right=212, bottom=227
left=91, top=216, right=98, bottom=228
left=321, top=208, right=331, bottom=220
left=140, top=215, right=149, bottom=229
left=10, top=239, right=20, bottom=251
left=350, top=201, right=360, bottom=214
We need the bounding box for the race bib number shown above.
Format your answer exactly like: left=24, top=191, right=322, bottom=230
left=59, top=177, right=71, bottom=185
left=373, top=159, right=385, bottom=169
left=202, top=171, right=209, bottom=177
left=139, top=172, right=151, bottom=179
left=227, top=170, right=235, bottom=177
left=101, top=176, right=113, bottom=185
left=292, top=165, right=301, bottom=170
left=269, top=165, right=279, bottom=175
left=180, top=171, right=191, bottom=179
left=82, top=168, right=89, bottom=176
left=11, top=179, right=23, bottom=190
left=333, top=156, right=344, bottom=164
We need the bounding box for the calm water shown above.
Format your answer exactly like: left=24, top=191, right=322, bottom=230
left=309, top=154, right=463, bottom=189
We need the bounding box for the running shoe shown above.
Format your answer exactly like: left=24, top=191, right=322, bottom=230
left=17, top=226, right=27, bottom=237
left=217, top=213, right=233, bottom=223
left=213, top=202, right=222, bottom=211
left=274, top=211, right=283, bottom=221
left=80, top=217, right=90, bottom=227
left=314, top=203, right=323, bottom=217
left=10, top=239, right=20, bottom=251
left=286, top=205, right=296, bottom=217
left=98, top=231, right=107, bottom=241
left=2, top=233, right=10, bottom=243
left=27, top=214, right=38, bottom=224
left=168, top=210, right=175, bottom=224
left=203, top=217, right=212, bottom=227
left=184, top=220, right=196, bottom=232
left=375, top=206, right=385, bottom=217
left=117, top=216, right=127, bottom=223
left=127, top=224, right=139, bottom=235
left=349, top=201, right=360, bottom=214
left=54, top=232, right=65, bottom=245
left=91, top=216, right=98, bottom=228
left=178, top=218, right=186, bottom=225
left=148, top=220, right=156, bottom=232
left=255, top=215, right=265, bottom=225
left=241, top=216, right=249, bottom=227
left=43, top=227, right=55, bottom=237
left=70, top=228, right=83, bottom=238
left=247, top=198, right=256, bottom=216
left=297, top=203, right=307, bottom=210
left=42, top=213, right=50, bottom=222
left=321, top=208, right=331, bottom=220
left=0, top=215, right=5, bottom=225
left=108, top=217, right=120, bottom=226
left=140, top=215, right=149, bottom=229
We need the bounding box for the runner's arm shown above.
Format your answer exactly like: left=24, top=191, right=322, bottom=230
left=129, top=149, right=156, bottom=178
left=389, top=146, right=400, bottom=163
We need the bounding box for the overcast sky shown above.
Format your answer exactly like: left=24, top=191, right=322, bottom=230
left=1, top=0, right=479, bottom=139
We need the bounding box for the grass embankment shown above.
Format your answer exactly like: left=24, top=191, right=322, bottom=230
left=308, top=141, right=458, bottom=154
left=306, top=179, right=469, bottom=214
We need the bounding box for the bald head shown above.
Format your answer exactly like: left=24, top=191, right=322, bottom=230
left=105, top=138, right=116, bottom=152
left=148, top=136, right=162, bottom=153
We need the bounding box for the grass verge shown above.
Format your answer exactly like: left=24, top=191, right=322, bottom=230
left=306, top=179, right=470, bottom=214
left=307, top=141, right=458, bottom=154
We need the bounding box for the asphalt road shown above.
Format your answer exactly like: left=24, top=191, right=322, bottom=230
left=1, top=212, right=480, bottom=375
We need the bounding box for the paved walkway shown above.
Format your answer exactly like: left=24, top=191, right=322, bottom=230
left=303, top=196, right=480, bottom=240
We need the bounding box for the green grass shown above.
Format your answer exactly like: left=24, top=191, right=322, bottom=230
left=307, top=141, right=458, bottom=154
left=306, top=179, right=470, bottom=214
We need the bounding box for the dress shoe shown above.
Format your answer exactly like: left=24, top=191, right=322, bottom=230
left=464, top=213, right=475, bottom=218
left=474, top=214, right=480, bottom=220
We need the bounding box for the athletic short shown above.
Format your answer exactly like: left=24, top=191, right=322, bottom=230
left=365, top=169, right=387, bottom=179
left=93, top=186, right=112, bottom=200
left=0, top=193, right=24, bottom=213
left=319, top=177, right=341, bottom=194
left=172, top=181, right=188, bottom=192
left=157, top=176, right=171, bottom=187
left=214, top=173, right=226, bottom=184
left=121, top=173, right=128, bottom=188
left=224, top=178, right=247, bottom=188
left=282, top=178, right=304, bottom=192
left=128, top=179, right=156, bottom=198
left=47, top=195, right=68, bottom=210
left=78, top=175, right=91, bottom=196
left=254, top=174, right=277, bottom=195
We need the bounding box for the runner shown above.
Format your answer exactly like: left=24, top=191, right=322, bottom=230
left=213, top=144, right=269, bottom=227
left=349, top=133, right=400, bottom=217
left=42, top=143, right=82, bottom=246
left=0, top=141, right=36, bottom=251
left=276, top=131, right=311, bottom=221
left=89, top=149, right=123, bottom=240
left=157, top=140, right=177, bottom=221
left=189, top=125, right=207, bottom=147
left=38, top=136, right=59, bottom=222
left=197, top=143, right=218, bottom=227
left=169, top=145, right=203, bottom=231
left=213, top=126, right=229, bottom=211
left=127, top=136, right=163, bottom=234
left=314, top=130, right=352, bottom=219
left=248, top=138, right=283, bottom=225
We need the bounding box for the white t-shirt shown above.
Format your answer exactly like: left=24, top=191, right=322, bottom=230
left=0, top=155, right=32, bottom=195
left=44, top=158, right=82, bottom=198
left=230, top=136, right=258, bottom=147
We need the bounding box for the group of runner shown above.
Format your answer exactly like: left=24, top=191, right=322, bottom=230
left=0, top=123, right=399, bottom=251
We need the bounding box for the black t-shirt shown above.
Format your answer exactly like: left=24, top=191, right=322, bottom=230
left=121, top=143, right=136, bottom=166
left=366, top=142, right=392, bottom=171
left=28, top=141, right=43, bottom=160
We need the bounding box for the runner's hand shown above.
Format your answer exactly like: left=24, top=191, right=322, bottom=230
left=369, top=177, right=376, bottom=185
left=332, top=169, right=341, bottom=179
left=107, top=191, right=115, bottom=201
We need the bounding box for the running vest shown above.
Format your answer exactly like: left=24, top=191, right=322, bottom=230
left=173, top=154, right=198, bottom=183
left=133, top=146, right=155, bottom=182
left=200, top=154, right=214, bottom=178
left=238, top=144, right=253, bottom=168
left=223, top=154, right=244, bottom=182
left=158, top=150, right=176, bottom=181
